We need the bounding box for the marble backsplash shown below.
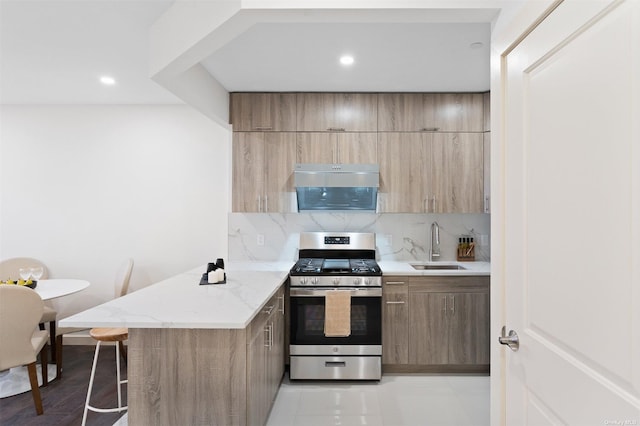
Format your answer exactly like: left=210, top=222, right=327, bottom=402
left=228, top=213, right=490, bottom=263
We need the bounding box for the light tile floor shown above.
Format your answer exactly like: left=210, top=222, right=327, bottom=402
left=113, top=374, right=489, bottom=426
left=266, top=374, right=490, bottom=426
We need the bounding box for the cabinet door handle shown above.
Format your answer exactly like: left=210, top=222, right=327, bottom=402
left=264, top=195, right=268, bottom=212
left=484, top=196, right=490, bottom=213
left=420, top=127, right=439, bottom=132
left=263, top=305, right=274, bottom=315
left=257, top=196, right=262, bottom=212
left=270, top=324, right=273, bottom=348
left=432, top=196, right=437, bottom=212
left=253, top=126, right=273, bottom=131
left=327, top=127, right=345, bottom=132
left=385, top=281, right=406, bottom=285
left=450, top=295, right=455, bottom=314
left=442, top=296, right=447, bottom=313
left=264, top=324, right=273, bottom=349
left=278, top=295, right=285, bottom=314
left=264, top=325, right=270, bottom=348
left=386, top=301, right=405, bottom=305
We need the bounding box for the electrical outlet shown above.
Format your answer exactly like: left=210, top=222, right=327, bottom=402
left=257, top=234, right=265, bottom=246
left=479, top=234, right=489, bottom=246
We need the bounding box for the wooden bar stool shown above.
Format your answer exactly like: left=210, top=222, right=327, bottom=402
left=81, top=327, right=129, bottom=426
left=81, top=258, right=133, bottom=426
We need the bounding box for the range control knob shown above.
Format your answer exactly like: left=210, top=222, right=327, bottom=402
left=299, top=277, right=308, bottom=285
left=353, top=278, right=361, bottom=285
left=312, top=277, right=319, bottom=285
left=333, top=278, right=340, bottom=285
left=364, top=278, right=371, bottom=285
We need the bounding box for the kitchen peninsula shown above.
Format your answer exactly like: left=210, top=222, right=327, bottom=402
left=61, top=260, right=490, bottom=425
left=60, top=263, right=291, bottom=426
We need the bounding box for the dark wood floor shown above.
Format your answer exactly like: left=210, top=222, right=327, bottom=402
left=0, top=345, right=127, bottom=426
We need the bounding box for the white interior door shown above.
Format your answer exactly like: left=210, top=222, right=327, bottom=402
left=501, top=0, right=640, bottom=423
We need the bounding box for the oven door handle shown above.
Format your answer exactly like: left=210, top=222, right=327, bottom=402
left=289, top=288, right=382, bottom=297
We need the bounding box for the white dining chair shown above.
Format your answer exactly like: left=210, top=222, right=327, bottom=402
left=0, top=257, right=57, bottom=363
left=81, top=258, right=133, bottom=426
left=0, top=285, right=50, bottom=415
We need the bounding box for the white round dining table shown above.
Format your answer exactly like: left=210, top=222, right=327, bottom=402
left=33, top=279, right=90, bottom=301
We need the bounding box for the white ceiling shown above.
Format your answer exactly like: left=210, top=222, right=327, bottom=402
left=1, top=1, right=494, bottom=105
left=201, top=22, right=491, bottom=93
left=0, top=0, right=179, bottom=104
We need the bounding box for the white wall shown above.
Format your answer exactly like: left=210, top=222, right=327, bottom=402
left=0, top=105, right=230, bottom=318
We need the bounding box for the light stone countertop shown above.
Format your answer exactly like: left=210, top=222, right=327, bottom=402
left=60, top=263, right=289, bottom=329
left=60, top=260, right=489, bottom=330
left=378, top=261, right=491, bottom=276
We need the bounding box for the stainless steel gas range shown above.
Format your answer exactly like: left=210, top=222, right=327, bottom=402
left=288, top=232, right=382, bottom=380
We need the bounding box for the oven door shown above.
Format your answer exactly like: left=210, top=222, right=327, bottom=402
left=289, top=287, right=381, bottom=356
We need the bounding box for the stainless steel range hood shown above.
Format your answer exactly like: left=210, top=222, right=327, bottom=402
left=294, top=163, right=379, bottom=212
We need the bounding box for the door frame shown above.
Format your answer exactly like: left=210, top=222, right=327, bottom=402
left=489, top=2, right=562, bottom=425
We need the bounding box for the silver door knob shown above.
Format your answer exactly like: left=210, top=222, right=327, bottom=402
left=499, top=326, right=519, bottom=351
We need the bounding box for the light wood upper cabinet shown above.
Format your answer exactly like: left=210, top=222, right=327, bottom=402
left=483, top=132, right=491, bottom=213
left=483, top=92, right=490, bottom=132
left=430, top=133, right=484, bottom=213
left=378, top=132, right=485, bottom=213
left=432, top=93, right=484, bottom=132
left=377, top=94, right=436, bottom=131
left=232, top=132, right=265, bottom=212
left=378, top=133, right=429, bottom=213
left=296, top=132, right=377, bottom=164
left=296, top=93, right=378, bottom=131
left=232, top=132, right=296, bottom=212
left=296, top=133, right=335, bottom=164
left=230, top=93, right=296, bottom=131
left=483, top=91, right=491, bottom=212
left=230, top=91, right=490, bottom=213
left=265, top=133, right=297, bottom=212
left=336, top=133, right=377, bottom=164
left=378, top=93, right=484, bottom=132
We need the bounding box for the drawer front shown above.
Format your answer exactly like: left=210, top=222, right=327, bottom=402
left=290, top=356, right=381, bottom=380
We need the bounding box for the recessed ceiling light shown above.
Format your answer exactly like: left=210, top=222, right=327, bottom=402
left=469, top=42, right=484, bottom=50
left=339, top=55, right=355, bottom=66
left=100, top=76, right=116, bottom=86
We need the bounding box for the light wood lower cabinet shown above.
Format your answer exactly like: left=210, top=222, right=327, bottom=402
left=247, top=286, right=285, bottom=426
left=382, top=275, right=489, bottom=374
left=128, top=284, right=285, bottom=426
left=382, top=277, right=409, bottom=365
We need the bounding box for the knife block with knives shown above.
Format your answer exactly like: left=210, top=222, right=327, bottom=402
left=456, top=236, right=475, bottom=261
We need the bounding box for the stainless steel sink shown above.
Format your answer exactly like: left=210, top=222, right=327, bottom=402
left=410, top=264, right=466, bottom=270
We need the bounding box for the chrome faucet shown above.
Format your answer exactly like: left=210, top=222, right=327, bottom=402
left=429, top=221, right=441, bottom=261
